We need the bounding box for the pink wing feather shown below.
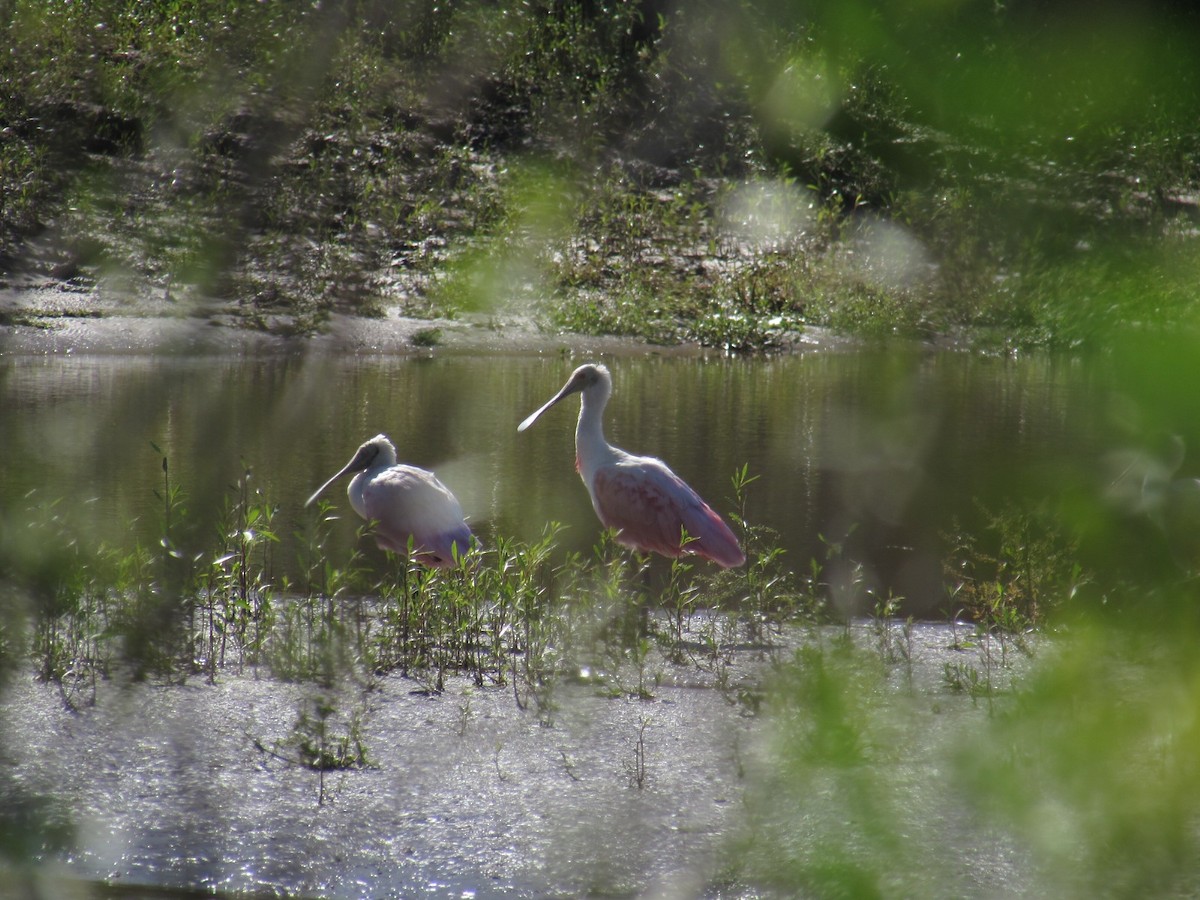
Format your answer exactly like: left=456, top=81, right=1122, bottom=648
left=357, top=466, right=471, bottom=568
left=591, top=461, right=745, bottom=567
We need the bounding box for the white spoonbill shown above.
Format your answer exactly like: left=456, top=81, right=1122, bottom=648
left=305, top=434, right=472, bottom=568
left=518, top=363, right=746, bottom=568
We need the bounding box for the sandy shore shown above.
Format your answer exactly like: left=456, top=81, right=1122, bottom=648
left=0, top=308, right=651, bottom=356
left=0, top=280, right=843, bottom=357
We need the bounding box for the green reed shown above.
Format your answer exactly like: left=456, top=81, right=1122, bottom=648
left=5, top=442, right=1098, bottom=720
left=1, top=449, right=824, bottom=694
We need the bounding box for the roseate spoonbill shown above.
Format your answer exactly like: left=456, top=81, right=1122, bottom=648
left=1124, top=435, right=1200, bottom=570
left=305, top=434, right=472, bottom=568
left=518, top=363, right=746, bottom=568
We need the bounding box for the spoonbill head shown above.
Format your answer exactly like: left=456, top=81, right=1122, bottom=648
left=305, top=433, right=472, bottom=569
left=519, top=363, right=746, bottom=568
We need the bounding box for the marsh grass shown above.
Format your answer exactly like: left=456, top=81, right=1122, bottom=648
left=1, top=451, right=821, bottom=705
left=0, top=447, right=1072, bottom=730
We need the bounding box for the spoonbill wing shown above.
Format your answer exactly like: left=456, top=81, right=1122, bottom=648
left=592, top=461, right=745, bottom=568
left=358, top=465, right=472, bottom=567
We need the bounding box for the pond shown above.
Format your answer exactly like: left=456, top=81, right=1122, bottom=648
left=0, top=347, right=1111, bottom=618
left=7, top=340, right=1197, bottom=898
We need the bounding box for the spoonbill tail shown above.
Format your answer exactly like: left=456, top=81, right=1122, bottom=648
left=518, top=364, right=746, bottom=568
left=305, top=434, right=472, bottom=568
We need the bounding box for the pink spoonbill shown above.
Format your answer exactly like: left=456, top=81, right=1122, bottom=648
left=518, top=363, right=746, bottom=568
left=305, top=434, right=472, bottom=568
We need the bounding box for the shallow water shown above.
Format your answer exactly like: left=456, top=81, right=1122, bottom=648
left=0, top=348, right=1109, bottom=616
left=1, top=622, right=1034, bottom=898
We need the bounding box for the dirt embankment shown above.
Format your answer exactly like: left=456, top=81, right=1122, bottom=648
left=0, top=277, right=851, bottom=357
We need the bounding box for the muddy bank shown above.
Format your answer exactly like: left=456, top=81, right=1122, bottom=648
left=0, top=306, right=636, bottom=357
left=0, top=280, right=852, bottom=357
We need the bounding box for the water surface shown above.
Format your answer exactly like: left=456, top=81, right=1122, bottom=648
left=0, top=349, right=1109, bottom=615
left=1, top=622, right=1035, bottom=899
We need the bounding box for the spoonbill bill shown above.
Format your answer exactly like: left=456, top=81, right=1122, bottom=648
left=305, top=434, right=472, bottom=568
left=518, top=363, right=746, bottom=568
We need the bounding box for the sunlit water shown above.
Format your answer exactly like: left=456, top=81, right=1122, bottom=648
left=1, top=622, right=1036, bottom=899
left=0, top=348, right=1110, bottom=617
left=0, top=345, right=1143, bottom=897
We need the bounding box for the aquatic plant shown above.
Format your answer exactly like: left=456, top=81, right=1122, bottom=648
left=0, top=447, right=813, bottom=696
left=625, top=716, right=651, bottom=790
left=198, top=466, right=280, bottom=678
left=253, top=690, right=374, bottom=806
left=943, top=501, right=1084, bottom=631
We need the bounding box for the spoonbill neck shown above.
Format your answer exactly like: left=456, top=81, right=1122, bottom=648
left=575, top=387, right=619, bottom=475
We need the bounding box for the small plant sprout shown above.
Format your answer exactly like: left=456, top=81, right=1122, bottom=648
left=625, top=716, right=651, bottom=790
